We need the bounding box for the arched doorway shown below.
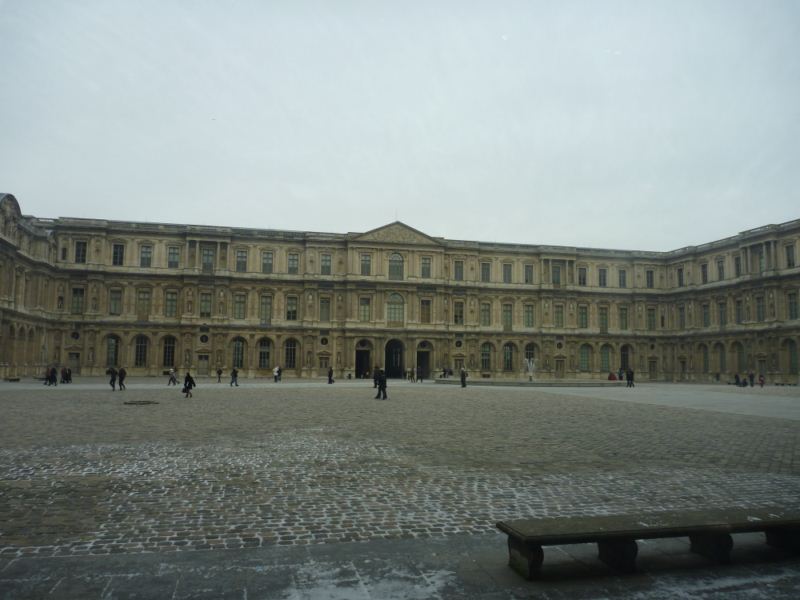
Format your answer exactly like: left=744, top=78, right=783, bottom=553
left=355, top=339, right=372, bottom=379
left=620, top=344, right=633, bottom=371
left=416, top=340, right=432, bottom=379
left=385, top=339, right=404, bottom=378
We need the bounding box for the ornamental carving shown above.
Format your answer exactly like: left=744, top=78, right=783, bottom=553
left=357, top=223, right=436, bottom=245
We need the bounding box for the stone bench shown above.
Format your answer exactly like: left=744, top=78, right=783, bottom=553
left=496, top=509, right=800, bottom=579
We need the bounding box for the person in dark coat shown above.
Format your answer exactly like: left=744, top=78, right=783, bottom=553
left=626, top=368, right=635, bottom=388
left=373, top=367, right=380, bottom=389
left=327, top=366, right=334, bottom=384
left=107, top=367, right=117, bottom=391
left=230, top=368, right=239, bottom=386
left=374, top=369, right=387, bottom=399
left=460, top=368, right=468, bottom=388
left=216, top=367, right=223, bottom=383
left=183, top=371, right=195, bottom=398
left=118, top=367, right=127, bottom=390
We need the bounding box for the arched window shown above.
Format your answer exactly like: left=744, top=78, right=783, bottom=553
left=232, top=337, right=246, bottom=369
left=480, top=343, right=492, bottom=370
left=285, top=339, right=297, bottom=369
left=162, top=336, right=176, bottom=367
left=502, top=343, right=515, bottom=371
left=258, top=338, right=271, bottom=369
left=733, top=342, right=746, bottom=373
left=387, top=293, right=404, bottom=323
left=600, top=345, right=611, bottom=372
left=715, top=343, right=727, bottom=373
left=524, top=343, right=536, bottom=362
left=388, top=253, right=404, bottom=280
left=579, top=344, right=592, bottom=372
left=106, top=335, right=120, bottom=367
left=620, top=345, right=631, bottom=370
left=134, top=335, right=148, bottom=367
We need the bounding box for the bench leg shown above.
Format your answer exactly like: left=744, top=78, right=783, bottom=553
left=766, top=527, right=800, bottom=552
left=507, top=537, right=544, bottom=580
left=597, top=539, right=638, bottom=573
left=690, top=533, right=733, bottom=563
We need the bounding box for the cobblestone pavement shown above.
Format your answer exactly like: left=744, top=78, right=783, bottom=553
left=1, top=379, right=800, bottom=598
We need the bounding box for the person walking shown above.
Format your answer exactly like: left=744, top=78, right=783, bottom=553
left=106, top=367, right=117, bottom=391
left=183, top=371, right=196, bottom=398
left=460, top=368, right=468, bottom=388
left=230, top=368, right=239, bottom=386
left=273, top=365, right=280, bottom=383
left=168, top=368, right=178, bottom=386
left=327, top=366, right=334, bottom=384
left=118, top=367, right=127, bottom=390
left=373, top=367, right=380, bottom=389
left=216, top=367, right=223, bottom=383
left=626, top=368, right=635, bottom=388
left=374, top=369, right=387, bottom=400
left=416, top=365, right=423, bottom=383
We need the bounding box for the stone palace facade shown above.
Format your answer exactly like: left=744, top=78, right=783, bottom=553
left=1, top=193, right=799, bottom=382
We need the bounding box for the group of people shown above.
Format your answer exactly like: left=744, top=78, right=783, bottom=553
left=405, top=367, right=425, bottom=383
left=43, top=366, right=72, bottom=385
left=608, top=367, right=636, bottom=387
left=105, top=367, right=127, bottom=391
left=734, top=372, right=765, bottom=388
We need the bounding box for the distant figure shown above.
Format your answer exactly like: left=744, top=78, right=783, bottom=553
left=107, top=367, right=117, bottom=391
left=273, top=365, right=280, bottom=383
left=230, top=368, right=239, bottom=386
left=118, top=367, right=127, bottom=390
left=758, top=373, right=765, bottom=387
left=734, top=373, right=741, bottom=386
left=460, top=368, right=468, bottom=388
left=748, top=371, right=755, bottom=387
left=626, top=368, right=634, bottom=388
left=416, top=366, right=423, bottom=383
left=183, top=371, right=195, bottom=398
left=278, top=366, right=282, bottom=381
left=618, top=367, right=624, bottom=381
left=374, top=369, right=387, bottom=400
left=168, top=368, right=178, bottom=386
left=608, top=372, right=617, bottom=381
left=442, top=367, right=447, bottom=379
left=373, top=367, right=380, bottom=389
left=216, top=367, right=223, bottom=383
left=328, top=366, right=334, bottom=384
left=60, top=367, right=67, bottom=384
left=66, top=368, right=72, bottom=383
left=43, top=368, right=51, bottom=386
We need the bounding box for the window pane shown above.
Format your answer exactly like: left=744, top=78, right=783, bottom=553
left=236, top=250, right=248, bottom=272
left=454, top=260, right=464, bottom=281
left=321, top=253, right=331, bottom=275
left=524, top=264, right=534, bottom=284
left=389, top=254, right=404, bottom=280
left=480, top=302, right=491, bottom=326
left=112, top=244, right=124, bottom=266
left=286, top=296, right=298, bottom=320
left=359, top=297, right=371, bottom=321
left=165, top=291, right=178, bottom=317
left=361, top=254, right=371, bottom=276
left=319, top=297, right=331, bottom=321
left=260, top=295, right=272, bottom=324
left=420, top=299, right=431, bottom=323
left=421, top=257, right=431, bottom=278
left=168, top=246, right=180, bottom=268
left=140, top=245, right=152, bottom=268
left=109, top=289, right=122, bottom=315
left=503, top=263, right=512, bottom=283
left=288, top=253, right=299, bottom=274
left=481, top=262, right=491, bottom=282
left=234, top=294, right=246, bottom=319
left=261, top=251, right=273, bottom=274
left=75, top=241, right=87, bottom=263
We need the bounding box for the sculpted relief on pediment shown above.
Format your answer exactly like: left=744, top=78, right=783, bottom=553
left=356, top=222, right=439, bottom=246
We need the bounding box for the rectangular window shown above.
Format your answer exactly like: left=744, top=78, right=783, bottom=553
left=359, top=297, right=371, bottom=322
left=454, top=301, right=465, bottom=325
left=718, top=301, right=727, bottom=326
left=787, top=245, right=796, bottom=268
left=61, top=247, right=67, bottom=260
left=480, top=302, right=491, bottom=326
left=578, top=267, right=587, bottom=286
left=480, top=262, right=491, bottom=282
left=138, top=245, right=152, bottom=268
left=136, top=288, right=151, bottom=315
left=734, top=255, right=742, bottom=277
left=261, top=251, right=273, bottom=274
left=503, top=263, right=512, bottom=283
left=200, top=292, right=212, bottom=318
left=360, top=254, right=371, bottom=276
left=259, top=295, right=272, bottom=325
left=646, top=270, right=654, bottom=288
left=288, top=253, right=299, bottom=274
left=677, top=268, right=684, bottom=287
left=598, top=268, right=607, bottom=288
left=167, top=246, right=180, bottom=268
left=236, top=249, right=248, bottom=272
left=647, top=308, right=656, bottom=330
left=319, top=297, right=331, bottom=321
left=524, top=304, right=534, bottom=327
left=702, top=304, right=710, bottom=327
left=578, top=305, right=588, bottom=328
left=599, top=306, right=608, bottom=333
left=165, top=290, right=178, bottom=317
left=554, top=304, right=564, bottom=327
left=735, top=300, right=744, bottom=323
left=112, top=243, right=124, bottom=266
left=619, top=306, right=628, bottom=330
left=201, top=247, right=215, bottom=273
left=552, top=266, right=561, bottom=285
left=524, top=264, right=534, bottom=284
left=755, top=296, right=765, bottom=321
left=421, top=256, right=431, bottom=278
left=75, top=241, right=87, bottom=264
left=788, top=293, right=798, bottom=320
left=321, top=253, right=331, bottom=275
left=618, top=269, right=627, bottom=288
left=420, top=299, right=431, bottom=323
left=233, top=293, right=246, bottom=319
left=678, top=305, right=686, bottom=329
left=502, top=303, right=513, bottom=329
left=71, top=288, right=85, bottom=314
left=109, top=289, right=122, bottom=315
left=454, top=260, right=464, bottom=281
left=717, top=260, right=725, bottom=280
left=701, top=264, right=708, bottom=283
left=286, top=296, right=298, bottom=320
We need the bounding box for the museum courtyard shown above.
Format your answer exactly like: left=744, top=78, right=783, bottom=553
left=1, top=379, right=800, bottom=598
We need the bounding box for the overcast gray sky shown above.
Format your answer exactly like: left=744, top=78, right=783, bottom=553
left=1, top=0, right=798, bottom=251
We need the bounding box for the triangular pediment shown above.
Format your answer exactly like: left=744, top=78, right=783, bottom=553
left=354, top=222, right=441, bottom=246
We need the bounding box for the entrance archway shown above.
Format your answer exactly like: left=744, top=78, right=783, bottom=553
left=355, top=339, right=372, bottom=379
left=385, top=339, right=404, bottom=378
